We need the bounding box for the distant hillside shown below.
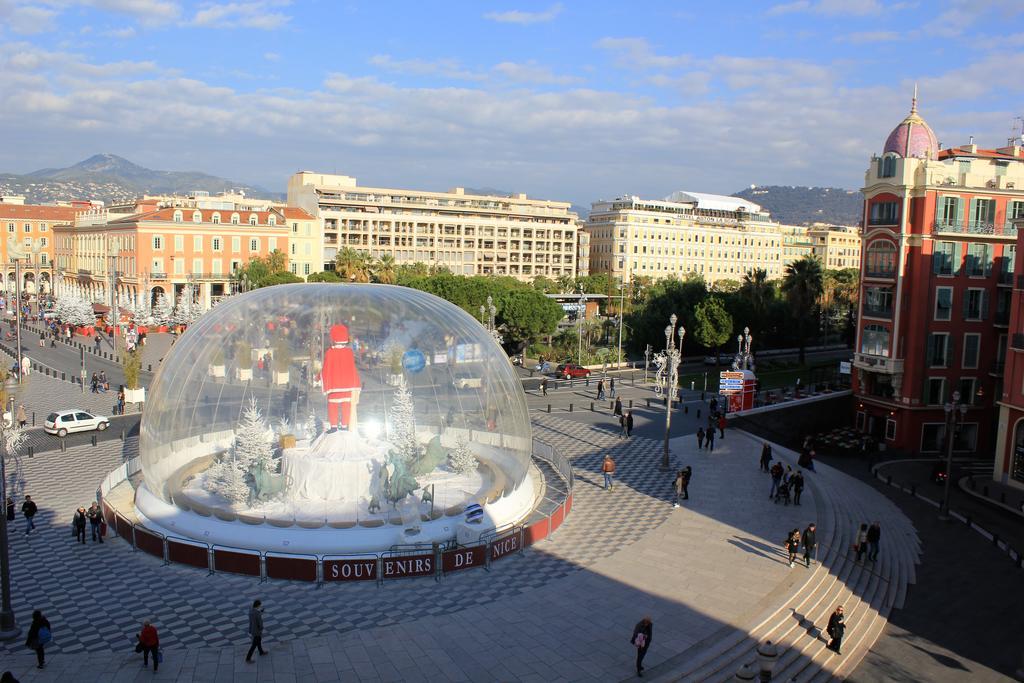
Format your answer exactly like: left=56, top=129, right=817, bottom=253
left=733, top=185, right=863, bottom=226
left=1, top=153, right=278, bottom=205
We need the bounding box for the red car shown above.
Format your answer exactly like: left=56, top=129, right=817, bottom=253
left=556, top=363, right=590, bottom=379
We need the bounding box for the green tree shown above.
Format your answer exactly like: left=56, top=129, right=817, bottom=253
left=234, top=250, right=290, bottom=288
left=531, top=275, right=559, bottom=293
left=739, top=268, right=776, bottom=340
left=781, top=255, right=825, bottom=363
left=692, top=296, right=733, bottom=366
left=308, top=271, right=342, bottom=283
left=371, top=254, right=398, bottom=284
left=496, top=289, right=564, bottom=349
left=335, top=247, right=371, bottom=282
left=711, top=278, right=741, bottom=294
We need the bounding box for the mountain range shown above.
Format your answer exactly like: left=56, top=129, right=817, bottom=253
left=0, top=154, right=277, bottom=205
left=732, top=185, right=863, bottom=227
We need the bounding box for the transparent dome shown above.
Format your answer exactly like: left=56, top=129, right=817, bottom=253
left=137, top=284, right=532, bottom=547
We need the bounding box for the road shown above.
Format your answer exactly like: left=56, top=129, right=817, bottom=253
left=16, top=413, right=141, bottom=456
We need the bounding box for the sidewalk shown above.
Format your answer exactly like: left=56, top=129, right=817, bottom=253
left=960, top=475, right=1024, bottom=518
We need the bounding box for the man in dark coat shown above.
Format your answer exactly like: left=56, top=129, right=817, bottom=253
left=22, top=495, right=37, bottom=535
left=867, top=521, right=881, bottom=561
left=759, top=442, right=772, bottom=472
left=791, top=471, right=805, bottom=506
left=802, top=523, right=817, bottom=567
left=827, top=606, right=846, bottom=654
left=625, top=411, right=634, bottom=438
left=246, top=600, right=267, bottom=662
left=631, top=616, right=653, bottom=676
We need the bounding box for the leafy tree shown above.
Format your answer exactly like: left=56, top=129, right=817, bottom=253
left=531, top=275, right=559, bottom=293
left=308, top=271, right=342, bottom=283
left=711, top=278, right=741, bottom=294
left=495, top=288, right=563, bottom=349
left=692, top=296, right=733, bottom=365
left=625, top=276, right=706, bottom=354
left=395, top=262, right=432, bottom=283
left=781, top=255, right=825, bottom=363
left=234, top=250, right=290, bottom=288
left=262, top=272, right=303, bottom=286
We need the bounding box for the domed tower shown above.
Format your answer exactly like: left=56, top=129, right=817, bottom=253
left=883, top=87, right=938, bottom=159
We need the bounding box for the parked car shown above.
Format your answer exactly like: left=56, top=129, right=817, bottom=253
left=453, top=375, right=483, bottom=389
left=703, top=353, right=735, bottom=365
left=44, top=410, right=109, bottom=437
left=555, top=363, right=590, bottom=379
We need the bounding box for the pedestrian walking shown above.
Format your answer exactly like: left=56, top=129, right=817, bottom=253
left=696, top=427, right=705, bottom=449
left=597, top=379, right=605, bottom=401
left=706, top=427, right=715, bottom=452
left=760, top=442, right=772, bottom=472
left=16, top=404, right=26, bottom=428
left=613, top=396, right=623, bottom=417
left=5, top=496, right=14, bottom=523
left=99, top=370, right=108, bottom=393
left=867, top=521, right=881, bottom=561
left=540, top=377, right=548, bottom=396
left=136, top=620, right=160, bottom=671
left=802, top=523, right=817, bottom=567
left=769, top=462, right=783, bottom=499
left=20, top=356, right=29, bottom=377
left=673, top=466, right=692, bottom=507
left=38, top=332, right=44, bottom=348
left=631, top=616, right=653, bottom=677
left=601, top=454, right=616, bottom=490
left=854, top=523, right=868, bottom=562
left=94, top=334, right=101, bottom=352
left=717, top=413, right=726, bottom=438
left=73, top=506, right=87, bottom=544
left=625, top=410, right=633, bottom=438
left=90, top=372, right=99, bottom=393
left=25, top=609, right=51, bottom=669
left=826, top=606, right=846, bottom=654
left=785, top=529, right=800, bottom=567
left=791, top=471, right=805, bottom=506
left=618, top=413, right=628, bottom=440
left=610, top=376, right=616, bottom=398
left=87, top=502, right=104, bottom=543
left=246, top=600, right=267, bottom=662
left=117, top=386, right=126, bottom=416
left=22, top=495, right=37, bottom=535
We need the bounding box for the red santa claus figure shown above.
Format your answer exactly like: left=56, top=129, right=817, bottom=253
left=322, top=324, right=361, bottom=432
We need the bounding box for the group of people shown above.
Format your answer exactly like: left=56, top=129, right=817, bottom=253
left=71, top=502, right=106, bottom=544
left=613, top=398, right=634, bottom=439
left=89, top=370, right=109, bottom=393
left=596, top=377, right=615, bottom=401
left=784, top=523, right=817, bottom=568
left=853, top=522, right=882, bottom=563
left=768, top=460, right=805, bottom=506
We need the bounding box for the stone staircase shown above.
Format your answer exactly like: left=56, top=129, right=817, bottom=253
left=652, top=435, right=920, bottom=682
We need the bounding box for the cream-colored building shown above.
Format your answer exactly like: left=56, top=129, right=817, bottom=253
left=585, top=192, right=784, bottom=285
left=287, top=172, right=580, bottom=281
left=807, top=224, right=862, bottom=269
left=779, top=225, right=815, bottom=267
left=280, top=207, right=321, bottom=278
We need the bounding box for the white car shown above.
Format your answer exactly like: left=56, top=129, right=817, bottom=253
left=44, top=410, right=109, bottom=437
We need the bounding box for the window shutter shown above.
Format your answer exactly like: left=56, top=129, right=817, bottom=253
left=962, top=292, right=970, bottom=320
left=981, top=290, right=989, bottom=320
left=946, top=336, right=954, bottom=368
left=984, top=244, right=993, bottom=276
left=954, top=242, right=963, bottom=275
left=956, top=198, right=965, bottom=226
left=968, top=198, right=978, bottom=226
left=926, top=333, right=934, bottom=364
left=932, top=247, right=942, bottom=274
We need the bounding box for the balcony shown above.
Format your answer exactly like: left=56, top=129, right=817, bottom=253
left=868, top=217, right=899, bottom=226
left=150, top=272, right=167, bottom=280
left=853, top=352, right=904, bottom=375
left=862, top=306, right=893, bottom=319
left=77, top=268, right=92, bottom=276
left=933, top=220, right=1018, bottom=238
left=864, top=268, right=896, bottom=280
left=998, top=270, right=1014, bottom=286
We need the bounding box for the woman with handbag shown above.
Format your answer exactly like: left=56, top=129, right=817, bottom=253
left=631, top=616, right=653, bottom=677
left=25, top=610, right=51, bottom=669
left=137, top=620, right=160, bottom=671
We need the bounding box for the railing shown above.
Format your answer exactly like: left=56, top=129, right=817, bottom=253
left=868, top=217, right=899, bottom=226
left=77, top=268, right=92, bottom=275
left=998, top=270, right=1014, bottom=285
left=864, top=268, right=896, bottom=279
left=150, top=272, right=167, bottom=280
left=862, top=307, right=892, bottom=319
left=853, top=352, right=904, bottom=374
left=933, top=220, right=1018, bottom=237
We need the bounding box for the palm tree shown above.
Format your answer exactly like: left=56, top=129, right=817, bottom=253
left=335, top=247, right=370, bottom=283
left=371, top=254, right=397, bottom=284
left=781, top=256, right=824, bottom=363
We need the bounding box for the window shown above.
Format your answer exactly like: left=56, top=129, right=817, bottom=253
left=927, top=333, right=951, bottom=367
left=231, top=213, right=240, bottom=225
left=211, top=259, right=222, bottom=275
left=211, top=212, right=221, bottom=224
left=290, top=263, right=297, bottom=274
left=958, top=378, right=977, bottom=405
left=6, top=223, right=13, bottom=233
left=40, top=222, right=47, bottom=231
left=878, top=155, right=897, bottom=178
left=212, top=237, right=222, bottom=252
left=921, top=424, right=945, bottom=452
left=173, top=211, right=183, bottom=223
left=193, top=236, right=202, bottom=252
left=968, top=198, right=996, bottom=230
left=962, top=288, right=987, bottom=321
left=268, top=215, right=276, bottom=226
left=303, top=263, right=310, bottom=275
left=292, top=222, right=298, bottom=233
left=965, top=243, right=991, bottom=277
left=861, top=324, right=890, bottom=356
left=924, top=378, right=946, bottom=405
left=23, top=223, right=31, bottom=233
left=192, top=258, right=202, bottom=274
left=869, top=201, right=899, bottom=225
left=192, top=211, right=202, bottom=223
left=174, top=235, right=184, bottom=252
left=268, top=237, right=276, bottom=251
left=248, top=214, right=258, bottom=226
left=937, top=196, right=962, bottom=229
left=153, top=236, right=163, bottom=250
left=962, top=333, right=980, bottom=369
left=932, top=241, right=958, bottom=275
left=40, top=237, right=47, bottom=247
left=249, top=238, right=259, bottom=252
left=863, top=286, right=893, bottom=318
left=174, top=259, right=184, bottom=275
left=885, top=419, right=896, bottom=441
left=934, top=287, right=953, bottom=320
left=232, top=237, right=240, bottom=253
left=1010, top=201, right=1024, bottom=221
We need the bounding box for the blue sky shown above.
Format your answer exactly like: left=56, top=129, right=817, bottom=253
left=1, top=0, right=1022, bottom=204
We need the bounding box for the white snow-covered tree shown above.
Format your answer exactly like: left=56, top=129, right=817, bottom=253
left=388, top=375, right=421, bottom=461
left=172, top=285, right=201, bottom=326
left=204, top=454, right=250, bottom=504
left=234, top=396, right=274, bottom=473
left=56, top=294, right=95, bottom=327
left=447, top=436, right=478, bottom=474
left=150, top=293, right=173, bottom=326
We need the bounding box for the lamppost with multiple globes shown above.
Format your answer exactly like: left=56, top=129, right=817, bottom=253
left=0, top=419, right=27, bottom=640
left=662, top=314, right=684, bottom=470
left=939, top=389, right=968, bottom=520
left=576, top=290, right=587, bottom=365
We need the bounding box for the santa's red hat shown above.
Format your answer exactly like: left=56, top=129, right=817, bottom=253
left=330, top=324, right=350, bottom=344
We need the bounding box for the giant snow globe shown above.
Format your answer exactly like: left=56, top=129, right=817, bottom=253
left=134, top=284, right=536, bottom=553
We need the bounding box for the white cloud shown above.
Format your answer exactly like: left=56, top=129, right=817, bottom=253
left=836, top=30, right=899, bottom=43
left=484, top=2, right=561, bottom=25
left=595, top=37, right=689, bottom=70
left=263, top=51, right=279, bottom=61
left=81, top=0, right=182, bottom=25
left=4, top=4, right=59, bottom=33
left=101, top=25, right=136, bottom=37
left=493, top=61, right=579, bottom=85
left=191, top=1, right=290, bottom=29
left=768, top=0, right=882, bottom=15
left=368, top=54, right=485, bottom=81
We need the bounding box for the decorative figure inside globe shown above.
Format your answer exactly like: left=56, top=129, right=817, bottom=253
left=133, top=284, right=536, bottom=554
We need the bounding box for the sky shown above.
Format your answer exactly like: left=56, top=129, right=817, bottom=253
left=1, top=0, right=1023, bottom=205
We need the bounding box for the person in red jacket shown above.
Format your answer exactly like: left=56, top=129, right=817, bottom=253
left=321, top=324, right=361, bottom=432
left=138, top=620, right=159, bottom=671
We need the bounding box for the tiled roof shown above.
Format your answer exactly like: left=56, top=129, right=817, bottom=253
left=0, top=204, right=79, bottom=222
left=279, top=207, right=315, bottom=219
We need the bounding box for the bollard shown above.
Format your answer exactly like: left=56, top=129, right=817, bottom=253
left=569, top=403, right=573, bottom=413
left=646, top=398, right=650, bottom=408
left=27, top=445, right=33, bottom=458
left=629, top=399, right=633, bottom=409
left=547, top=404, right=551, bottom=413
left=60, top=439, right=66, bottom=452
left=91, top=435, right=97, bottom=446
left=61, top=372, right=66, bottom=381
left=590, top=402, right=594, bottom=412
left=32, top=412, right=35, bottom=426
left=120, top=429, right=125, bottom=441
left=148, top=364, right=152, bottom=371
left=609, top=401, right=614, bottom=411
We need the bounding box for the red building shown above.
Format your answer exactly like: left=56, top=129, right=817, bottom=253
left=854, top=95, right=1024, bottom=458
left=995, top=226, right=1024, bottom=490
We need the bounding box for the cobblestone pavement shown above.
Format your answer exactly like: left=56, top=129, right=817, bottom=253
left=1, top=413, right=830, bottom=682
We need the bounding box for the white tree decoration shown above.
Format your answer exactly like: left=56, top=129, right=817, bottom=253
left=150, top=293, right=173, bottom=326
left=447, top=436, right=478, bottom=474
left=388, top=375, right=421, bottom=461
left=234, top=396, right=274, bottom=474
left=55, top=294, right=95, bottom=327
left=204, top=454, right=249, bottom=504
left=172, top=285, right=201, bottom=326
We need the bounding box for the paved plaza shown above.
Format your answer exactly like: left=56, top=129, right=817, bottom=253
left=0, top=406, right=923, bottom=682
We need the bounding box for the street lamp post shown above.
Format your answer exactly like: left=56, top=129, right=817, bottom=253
left=644, top=344, right=652, bottom=383
left=662, top=314, right=684, bottom=470
left=939, top=390, right=968, bottom=520
left=0, top=419, right=26, bottom=640
left=577, top=290, right=587, bottom=365
left=617, top=281, right=625, bottom=370
left=108, top=237, right=119, bottom=354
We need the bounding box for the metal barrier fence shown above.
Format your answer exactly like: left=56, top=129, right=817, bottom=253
left=96, top=437, right=575, bottom=584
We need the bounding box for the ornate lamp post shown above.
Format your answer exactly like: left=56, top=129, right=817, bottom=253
left=662, top=314, right=684, bottom=470
left=577, top=290, right=587, bottom=365
left=939, top=390, right=968, bottom=520
left=0, top=421, right=27, bottom=640
left=479, top=295, right=496, bottom=332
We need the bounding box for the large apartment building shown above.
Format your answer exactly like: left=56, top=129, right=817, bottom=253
left=0, top=198, right=80, bottom=295
left=807, top=225, right=862, bottom=269
left=853, top=95, right=1024, bottom=456
left=585, top=191, right=786, bottom=285
left=287, top=172, right=580, bottom=281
